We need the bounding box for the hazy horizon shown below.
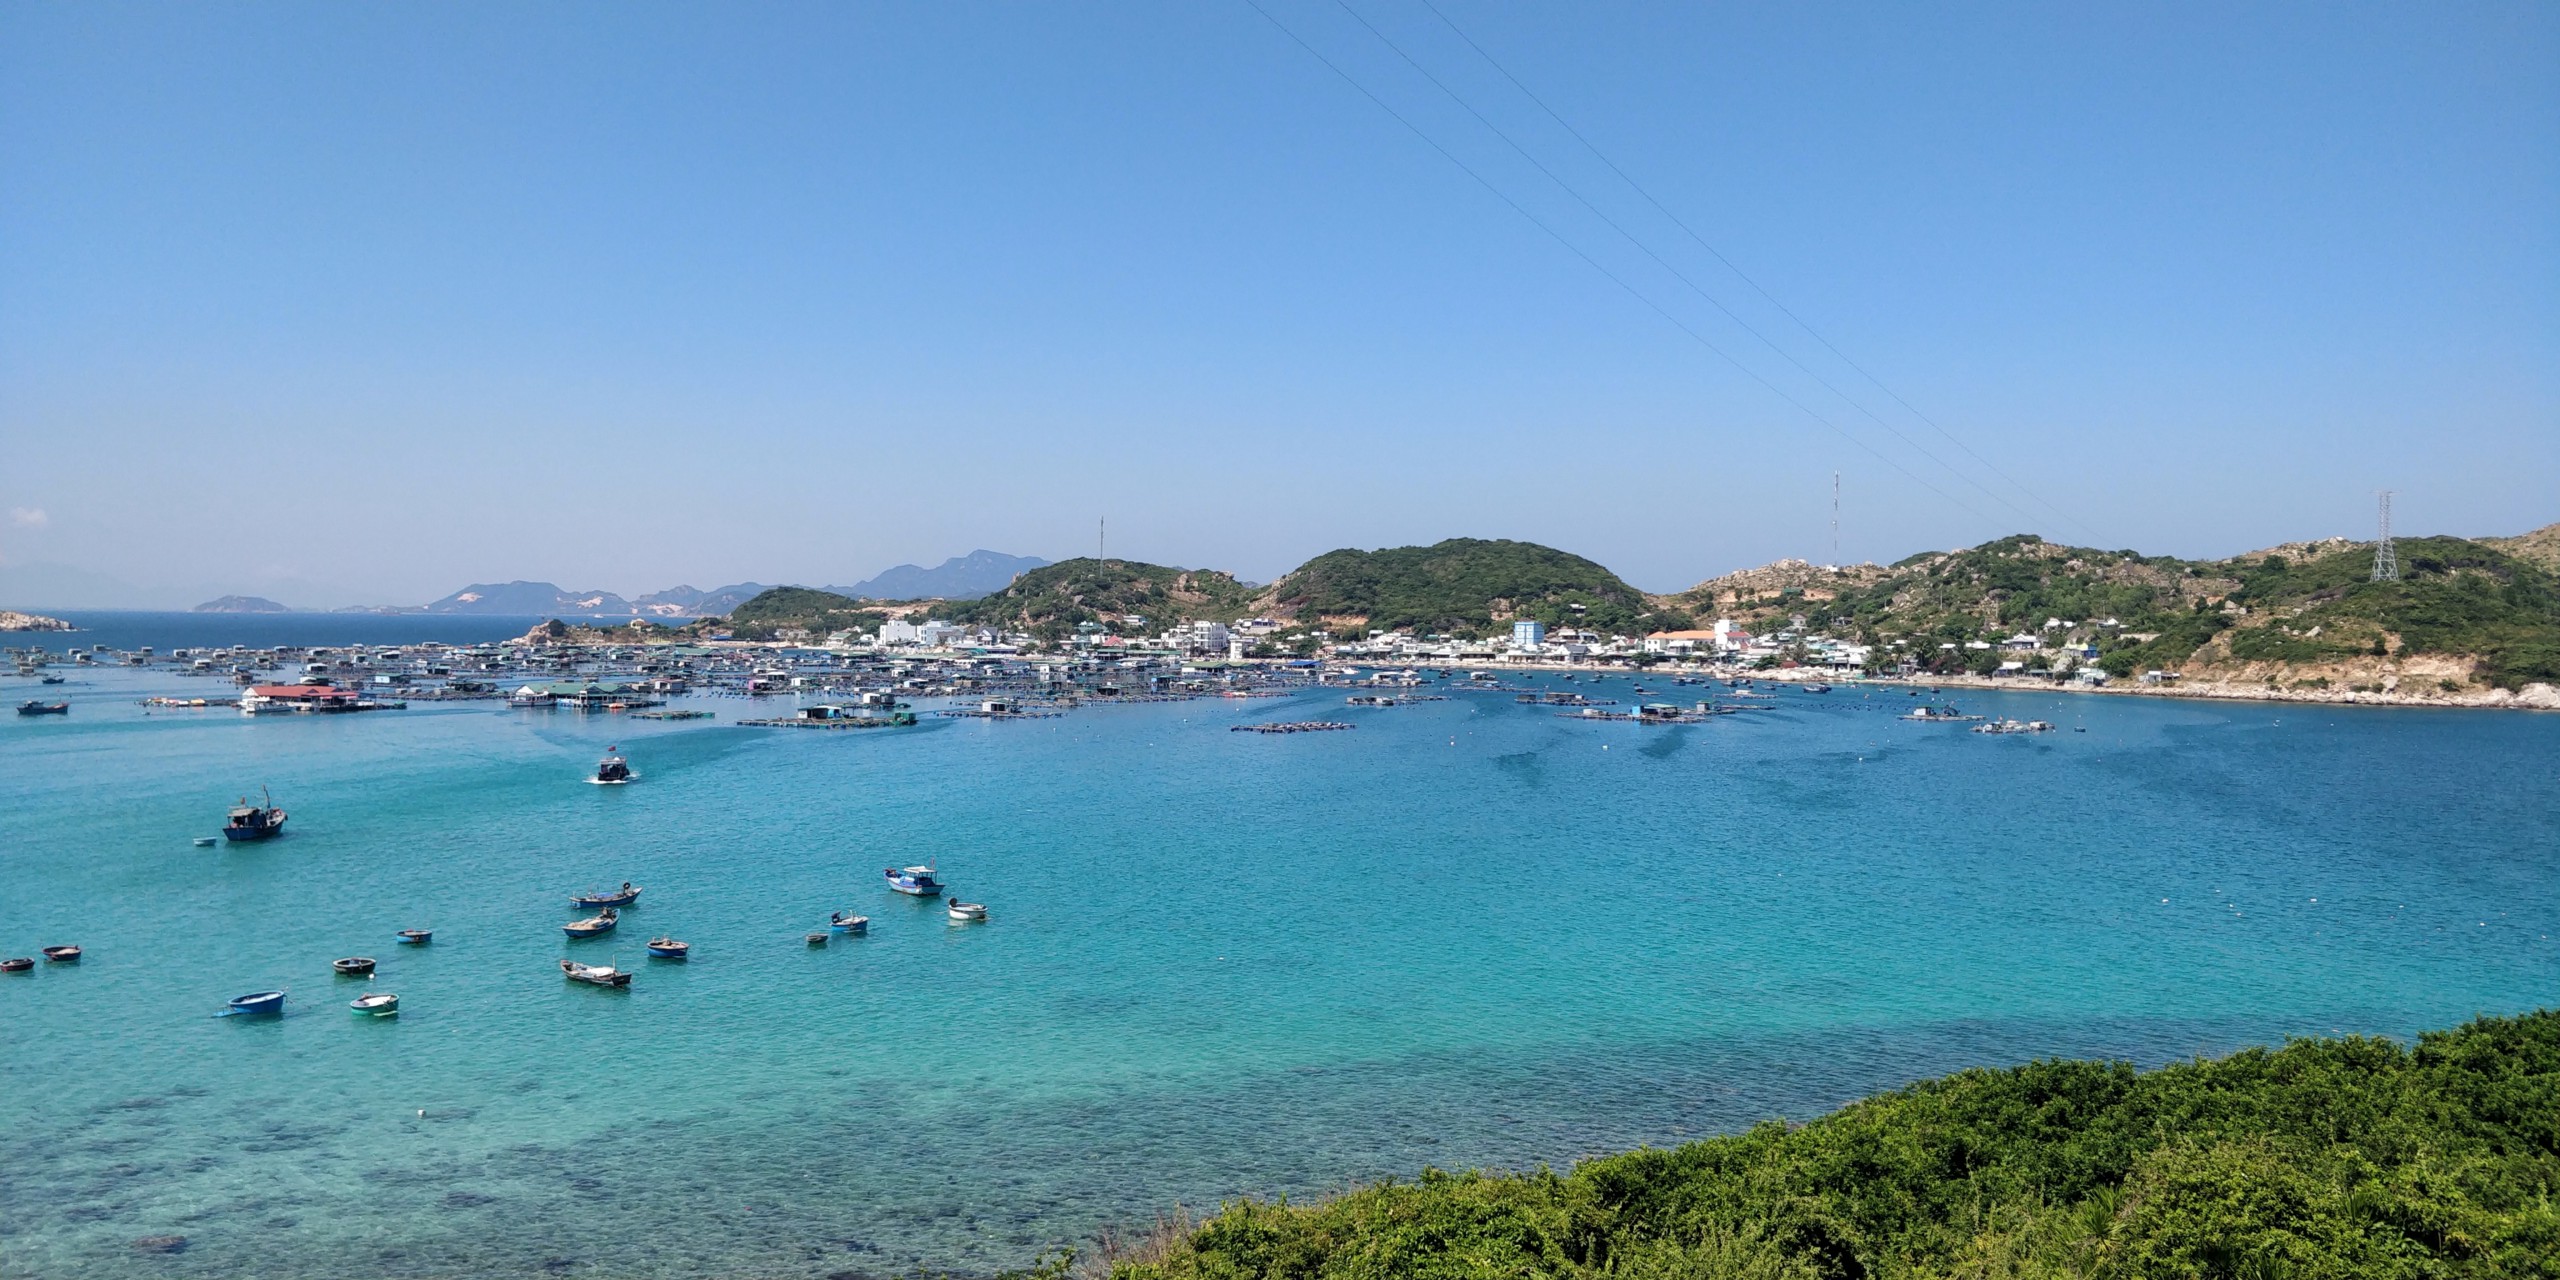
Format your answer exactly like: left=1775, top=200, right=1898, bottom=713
left=4, top=2, right=2553, bottom=608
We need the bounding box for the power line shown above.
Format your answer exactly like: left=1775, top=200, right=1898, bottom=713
left=1412, top=0, right=2105, bottom=546
left=1331, top=0, right=2056, bottom=537
left=1236, top=0, right=2009, bottom=531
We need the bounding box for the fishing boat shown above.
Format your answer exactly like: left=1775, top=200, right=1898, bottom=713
left=828, top=912, right=869, bottom=934
left=562, top=907, right=619, bottom=938
left=645, top=937, right=690, bottom=959
left=947, top=900, right=988, bottom=923
left=395, top=928, right=433, bottom=945
left=17, top=700, right=68, bottom=716
left=885, top=865, right=944, bottom=896
left=590, top=748, right=634, bottom=785
left=1, top=957, right=33, bottom=973
left=805, top=932, right=828, bottom=947
left=40, top=674, right=66, bottom=684
left=222, top=787, right=288, bottom=842
left=223, top=990, right=286, bottom=1016
left=570, top=882, right=641, bottom=909
left=1801, top=683, right=1832, bottom=694
left=559, top=959, right=630, bottom=988
left=350, top=992, right=400, bottom=1016
left=191, top=836, right=217, bottom=847
left=40, top=945, right=80, bottom=963
left=332, top=957, right=376, bottom=977
left=1900, top=705, right=1980, bottom=722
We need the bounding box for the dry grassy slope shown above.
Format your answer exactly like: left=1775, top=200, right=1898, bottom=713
left=2482, top=521, right=2560, bottom=572
left=1648, top=559, right=1898, bottom=626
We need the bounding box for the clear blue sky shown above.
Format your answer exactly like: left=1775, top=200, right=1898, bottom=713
left=2, top=1, right=2553, bottom=607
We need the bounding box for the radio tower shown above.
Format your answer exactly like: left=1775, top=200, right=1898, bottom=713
left=1829, top=472, right=1840, bottom=565
left=2370, top=491, right=2398, bottom=582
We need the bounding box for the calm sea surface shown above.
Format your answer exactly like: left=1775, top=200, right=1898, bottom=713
left=3, top=654, right=2554, bottom=1278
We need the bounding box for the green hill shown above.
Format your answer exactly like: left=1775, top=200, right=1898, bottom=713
left=1262, top=538, right=1688, bottom=638
left=1098, top=1009, right=2560, bottom=1280
left=942, top=558, right=1257, bottom=642
left=1735, top=532, right=2560, bottom=690
left=723, top=587, right=885, bottom=641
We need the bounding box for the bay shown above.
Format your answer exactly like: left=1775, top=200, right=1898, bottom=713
left=2, top=662, right=2553, bottom=1278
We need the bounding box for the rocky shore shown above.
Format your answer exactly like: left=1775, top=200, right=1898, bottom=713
left=0, top=610, right=74, bottom=632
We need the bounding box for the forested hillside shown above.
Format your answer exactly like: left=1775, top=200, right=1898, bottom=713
left=1262, top=538, right=1687, bottom=638
left=941, top=559, right=1258, bottom=642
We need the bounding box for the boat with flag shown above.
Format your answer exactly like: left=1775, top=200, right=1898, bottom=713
left=223, top=787, right=288, bottom=842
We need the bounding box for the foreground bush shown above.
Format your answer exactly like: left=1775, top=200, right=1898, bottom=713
left=1102, top=1011, right=2560, bottom=1279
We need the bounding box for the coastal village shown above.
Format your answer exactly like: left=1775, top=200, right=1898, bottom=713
left=9, top=519, right=2559, bottom=713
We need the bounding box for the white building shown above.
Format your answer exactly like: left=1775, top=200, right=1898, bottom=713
left=918, top=621, right=967, bottom=648
left=877, top=619, right=923, bottom=646
left=1188, top=620, right=1231, bottom=653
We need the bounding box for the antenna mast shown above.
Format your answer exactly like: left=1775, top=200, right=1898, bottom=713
left=2370, top=492, right=2397, bottom=582
left=1830, top=472, right=1840, bottom=565
left=1099, top=517, right=1106, bottom=562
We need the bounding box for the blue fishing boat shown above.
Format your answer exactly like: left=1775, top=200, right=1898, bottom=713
left=645, top=937, right=690, bottom=959
left=828, top=912, right=869, bottom=934
left=396, top=928, right=433, bottom=945
left=222, top=787, right=287, bottom=842
left=223, top=990, right=286, bottom=1017
left=884, top=865, right=943, bottom=896
left=563, top=907, right=619, bottom=938
left=570, top=882, right=641, bottom=909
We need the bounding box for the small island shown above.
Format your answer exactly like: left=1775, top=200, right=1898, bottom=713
left=0, top=610, right=74, bottom=632
left=192, top=595, right=291, bottom=613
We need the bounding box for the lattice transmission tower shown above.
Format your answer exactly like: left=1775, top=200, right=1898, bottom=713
left=2371, top=491, right=2398, bottom=582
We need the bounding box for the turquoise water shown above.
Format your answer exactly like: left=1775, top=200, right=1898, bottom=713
left=3, top=665, right=2554, bottom=1279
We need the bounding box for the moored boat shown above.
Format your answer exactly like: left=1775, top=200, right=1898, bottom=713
left=17, top=700, right=69, bottom=716
left=333, top=956, right=376, bottom=976
left=591, top=748, right=634, bottom=785
left=885, top=865, right=944, bottom=896
left=224, top=990, right=286, bottom=1016
left=1, top=956, right=33, bottom=972
left=570, top=882, right=641, bottom=908
left=828, top=912, right=869, bottom=934
left=947, top=900, right=988, bottom=923
left=559, top=959, right=630, bottom=988
left=192, top=836, right=217, bottom=847
left=645, top=937, right=690, bottom=959
left=223, top=787, right=288, bottom=842
left=350, top=992, right=400, bottom=1016
left=805, top=931, right=828, bottom=947
left=396, top=928, right=433, bottom=945
left=563, top=907, right=619, bottom=938
left=41, top=945, right=80, bottom=963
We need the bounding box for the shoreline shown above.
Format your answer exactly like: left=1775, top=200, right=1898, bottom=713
left=1331, top=655, right=2560, bottom=712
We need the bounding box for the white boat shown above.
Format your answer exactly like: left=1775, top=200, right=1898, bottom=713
left=947, top=900, right=988, bottom=923
left=350, top=992, right=400, bottom=1016
left=885, top=865, right=944, bottom=896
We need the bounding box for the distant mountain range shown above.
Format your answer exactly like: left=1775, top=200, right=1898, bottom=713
left=410, top=581, right=776, bottom=618
left=400, top=553, right=1051, bottom=617
left=836, top=551, right=1049, bottom=601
